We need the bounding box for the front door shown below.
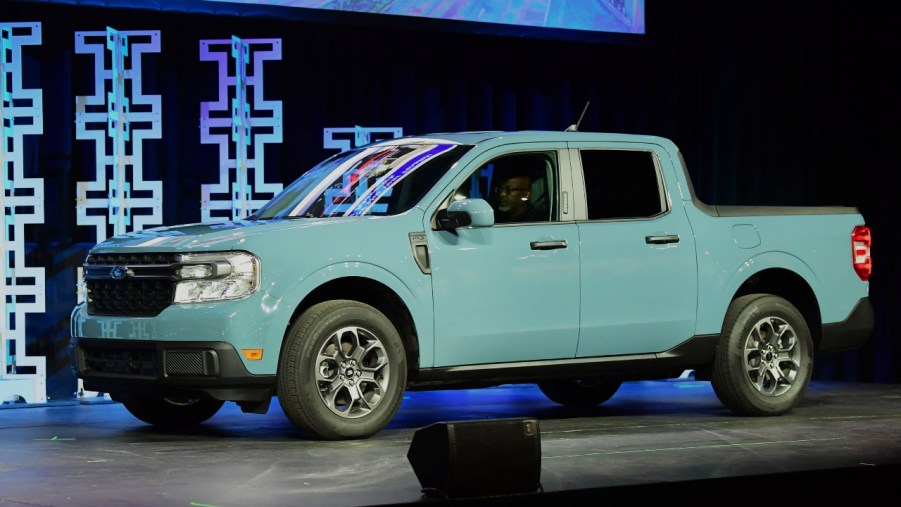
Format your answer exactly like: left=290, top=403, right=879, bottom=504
left=428, top=148, right=580, bottom=366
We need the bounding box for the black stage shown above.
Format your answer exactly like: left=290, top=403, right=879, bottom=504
left=2, top=379, right=900, bottom=506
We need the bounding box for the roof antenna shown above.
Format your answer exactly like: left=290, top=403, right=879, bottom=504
left=565, top=101, right=590, bottom=132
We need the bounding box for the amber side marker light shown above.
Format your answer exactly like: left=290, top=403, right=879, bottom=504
left=852, top=225, right=872, bottom=281
left=242, top=349, right=264, bottom=361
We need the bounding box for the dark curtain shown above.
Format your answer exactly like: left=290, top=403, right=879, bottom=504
left=4, top=0, right=898, bottom=400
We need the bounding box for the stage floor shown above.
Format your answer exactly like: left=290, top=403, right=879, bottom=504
left=2, top=379, right=900, bottom=506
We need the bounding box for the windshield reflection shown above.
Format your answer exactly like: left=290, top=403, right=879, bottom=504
left=253, top=143, right=470, bottom=220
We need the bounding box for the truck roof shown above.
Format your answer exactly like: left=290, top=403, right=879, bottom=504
left=375, top=130, right=675, bottom=148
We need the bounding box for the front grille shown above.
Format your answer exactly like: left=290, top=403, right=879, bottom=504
left=85, top=252, right=179, bottom=317
left=81, top=345, right=157, bottom=377
left=87, top=279, right=175, bottom=316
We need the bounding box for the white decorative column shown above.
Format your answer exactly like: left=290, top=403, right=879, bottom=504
left=75, top=27, right=162, bottom=244
left=73, top=27, right=163, bottom=399
left=0, top=22, right=46, bottom=405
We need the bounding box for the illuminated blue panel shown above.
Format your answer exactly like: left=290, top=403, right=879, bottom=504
left=75, top=28, right=163, bottom=244
left=200, top=37, right=283, bottom=222
left=0, top=22, right=46, bottom=404
left=200, top=0, right=646, bottom=34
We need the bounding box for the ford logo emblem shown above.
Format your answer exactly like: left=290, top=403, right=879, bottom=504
left=110, top=266, right=128, bottom=280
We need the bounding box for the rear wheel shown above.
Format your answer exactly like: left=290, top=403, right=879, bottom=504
left=277, top=300, right=407, bottom=440
left=711, top=294, right=813, bottom=416
left=122, top=397, right=224, bottom=427
left=538, top=378, right=622, bottom=407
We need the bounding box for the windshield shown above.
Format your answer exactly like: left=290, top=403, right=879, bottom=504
left=253, top=143, right=472, bottom=219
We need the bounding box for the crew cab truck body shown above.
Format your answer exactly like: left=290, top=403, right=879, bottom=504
left=70, top=131, right=874, bottom=439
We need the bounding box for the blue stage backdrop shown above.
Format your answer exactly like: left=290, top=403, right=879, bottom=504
left=0, top=0, right=898, bottom=402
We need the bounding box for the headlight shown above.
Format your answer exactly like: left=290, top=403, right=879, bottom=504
left=173, top=251, right=260, bottom=303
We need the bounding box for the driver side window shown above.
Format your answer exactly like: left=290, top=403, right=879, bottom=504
left=452, top=152, right=557, bottom=224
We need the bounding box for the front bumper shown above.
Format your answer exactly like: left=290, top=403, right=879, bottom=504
left=70, top=295, right=288, bottom=376
left=72, top=338, right=275, bottom=402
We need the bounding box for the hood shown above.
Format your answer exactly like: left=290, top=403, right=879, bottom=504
left=90, top=218, right=353, bottom=252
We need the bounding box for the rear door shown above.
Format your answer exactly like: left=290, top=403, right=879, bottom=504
left=569, top=143, right=698, bottom=357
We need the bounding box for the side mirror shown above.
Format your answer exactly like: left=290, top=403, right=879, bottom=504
left=441, top=198, right=495, bottom=229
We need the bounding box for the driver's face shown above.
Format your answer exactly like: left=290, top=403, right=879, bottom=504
left=497, top=176, right=531, bottom=212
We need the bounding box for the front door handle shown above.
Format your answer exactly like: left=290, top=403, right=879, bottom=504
left=530, top=240, right=568, bottom=250
left=645, top=234, right=680, bottom=245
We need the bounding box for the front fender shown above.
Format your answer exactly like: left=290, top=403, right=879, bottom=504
left=274, top=261, right=434, bottom=368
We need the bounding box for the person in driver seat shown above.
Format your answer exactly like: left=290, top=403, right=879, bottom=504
left=495, top=171, right=547, bottom=223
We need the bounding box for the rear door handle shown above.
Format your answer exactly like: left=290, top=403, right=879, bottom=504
left=645, top=234, right=680, bottom=245
left=530, top=240, right=568, bottom=250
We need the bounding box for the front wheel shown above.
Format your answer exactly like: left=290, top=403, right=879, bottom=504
left=277, top=300, right=407, bottom=440
left=538, top=378, right=622, bottom=407
left=711, top=294, right=813, bottom=416
left=122, top=397, right=224, bottom=427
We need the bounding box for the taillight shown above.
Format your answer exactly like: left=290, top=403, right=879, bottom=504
left=852, top=225, right=872, bottom=281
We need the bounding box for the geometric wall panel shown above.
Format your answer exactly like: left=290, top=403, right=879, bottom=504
left=0, top=21, right=46, bottom=404
left=75, top=27, right=163, bottom=244
left=200, top=36, right=283, bottom=222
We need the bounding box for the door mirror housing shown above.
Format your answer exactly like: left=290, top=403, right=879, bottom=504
left=437, top=198, right=495, bottom=230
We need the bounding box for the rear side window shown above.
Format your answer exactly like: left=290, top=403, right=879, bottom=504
left=580, top=150, right=666, bottom=220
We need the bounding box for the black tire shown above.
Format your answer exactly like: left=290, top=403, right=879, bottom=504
left=711, top=294, right=813, bottom=416
left=277, top=300, right=407, bottom=440
left=538, top=378, right=622, bottom=407
left=122, top=397, right=224, bottom=427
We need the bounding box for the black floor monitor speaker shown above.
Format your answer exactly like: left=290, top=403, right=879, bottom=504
left=406, top=418, right=542, bottom=499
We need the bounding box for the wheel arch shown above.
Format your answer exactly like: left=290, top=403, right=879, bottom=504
left=284, top=276, right=421, bottom=374
left=730, top=268, right=822, bottom=350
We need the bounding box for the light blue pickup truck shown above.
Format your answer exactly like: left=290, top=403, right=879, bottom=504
left=71, top=131, right=874, bottom=439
